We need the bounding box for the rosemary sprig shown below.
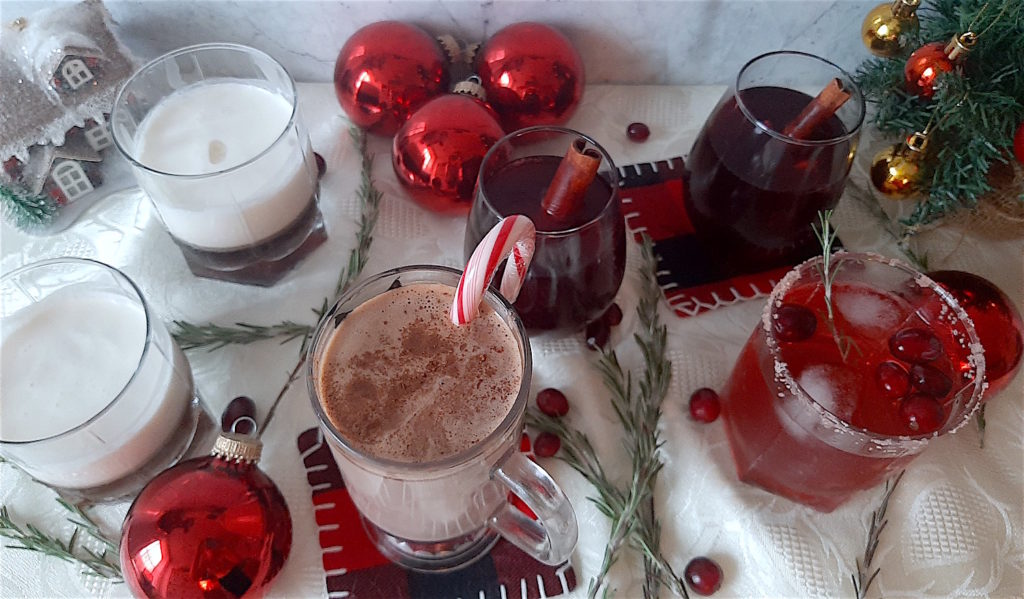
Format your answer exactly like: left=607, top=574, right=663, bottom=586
left=0, top=502, right=122, bottom=581
left=813, top=210, right=861, bottom=362
left=852, top=470, right=905, bottom=599
left=171, top=320, right=312, bottom=351
left=528, top=237, right=686, bottom=599
left=332, top=127, right=382, bottom=300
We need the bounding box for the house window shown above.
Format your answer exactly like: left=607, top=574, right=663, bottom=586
left=85, top=121, right=112, bottom=151
left=61, top=58, right=94, bottom=90
left=52, top=160, right=93, bottom=201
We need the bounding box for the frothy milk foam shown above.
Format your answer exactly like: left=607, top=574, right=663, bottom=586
left=318, top=282, right=521, bottom=463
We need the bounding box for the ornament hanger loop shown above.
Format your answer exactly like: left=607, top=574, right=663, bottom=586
left=232, top=415, right=259, bottom=436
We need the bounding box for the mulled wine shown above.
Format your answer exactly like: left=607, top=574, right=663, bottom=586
left=465, top=127, right=625, bottom=333
left=719, top=254, right=985, bottom=512
left=685, top=52, right=864, bottom=275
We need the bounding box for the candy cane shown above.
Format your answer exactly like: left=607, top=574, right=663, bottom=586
left=452, top=215, right=536, bottom=326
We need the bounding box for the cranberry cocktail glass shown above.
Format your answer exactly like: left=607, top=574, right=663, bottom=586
left=720, top=252, right=985, bottom=512
left=685, top=51, right=865, bottom=275
left=464, top=127, right=626, bottom=334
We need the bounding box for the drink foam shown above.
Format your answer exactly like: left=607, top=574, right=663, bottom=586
left=317, top=282, right=522, bottom=463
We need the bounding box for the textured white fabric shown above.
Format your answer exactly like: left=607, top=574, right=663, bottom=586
left=1, top=84, right=1021, bottom=599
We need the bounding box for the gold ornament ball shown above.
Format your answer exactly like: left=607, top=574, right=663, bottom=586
left=870, top=143, right=922, bottom=197
left=862, top=2, right=917, bottom=57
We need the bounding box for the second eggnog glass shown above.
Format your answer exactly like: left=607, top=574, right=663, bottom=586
left=111, top=43, right=325, bottom=286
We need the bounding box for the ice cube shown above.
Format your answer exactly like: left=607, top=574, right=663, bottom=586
left=796, top=363, right=860, bottom=423
left=834, top=287, right=905, bottom=338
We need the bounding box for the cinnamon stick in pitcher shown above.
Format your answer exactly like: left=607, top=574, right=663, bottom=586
left=540, top=137, right=602, bottom=221
left=781, top=78, right=852, bottom=140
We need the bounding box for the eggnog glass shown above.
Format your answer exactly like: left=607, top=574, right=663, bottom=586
left=0, top=258, right=208, bottom=502
left=111, top=43, right=325, bottom=286
left=719, top=252, right=985, bottom=511
left=307, top=266, right=578, bottom=572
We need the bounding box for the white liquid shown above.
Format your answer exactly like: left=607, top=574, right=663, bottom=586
left=135, top=82, right=316, bottom=250
left=0, top=288, right=192, bottom=489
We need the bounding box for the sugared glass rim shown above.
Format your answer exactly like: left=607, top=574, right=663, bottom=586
left=110, top=42, right=299, bottom=179
left=734, top=50, right=866, bottom=147
left=477, top=126, right=621, bottom=237
left=762, top=251, right=986, bottom=453
left=0, top=258, right=155, bottom=445
left=306, top=265, right=533, bottom=475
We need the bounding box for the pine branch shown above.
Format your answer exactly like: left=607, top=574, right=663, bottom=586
left=0, top=504, right=122, bottom=581
left=852, top=471, right=905, bottom=599
left=0, top=184, right=58, bottom=230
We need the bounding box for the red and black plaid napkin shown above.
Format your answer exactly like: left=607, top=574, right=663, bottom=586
left=296, top=428, right=577, bottom=599
left=617, top=156, right=802, bottom=318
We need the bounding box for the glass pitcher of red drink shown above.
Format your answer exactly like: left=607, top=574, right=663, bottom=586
left=720, top=252, right=986, bottom=512
left=686, top=51, right=865, bottom=275
left=464, top=127, right=626, bottom=334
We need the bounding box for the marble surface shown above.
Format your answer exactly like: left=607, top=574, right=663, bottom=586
left=2, top=0, right=878, bottom=85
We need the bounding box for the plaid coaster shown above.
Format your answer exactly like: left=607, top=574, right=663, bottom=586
left=296, top=428, right=577, bottom=599
left=618, top=156, right=800, bottom=317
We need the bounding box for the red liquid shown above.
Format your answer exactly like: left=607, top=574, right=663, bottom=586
left=465, top=155, right=626, bottom=332
left=721, top=277, right=975, bottom=511
left=686, top=86, right=853, bottom=274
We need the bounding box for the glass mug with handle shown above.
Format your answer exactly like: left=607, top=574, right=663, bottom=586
left=307, top=265, right=577, bottom=571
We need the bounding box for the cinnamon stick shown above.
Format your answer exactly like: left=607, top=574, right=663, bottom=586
left=781, top=78, right=852, bottom=140
left=540, top=137, right=602, bottom=221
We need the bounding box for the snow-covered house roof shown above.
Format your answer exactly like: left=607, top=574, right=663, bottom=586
left=0, top=0, right=135, bottom=166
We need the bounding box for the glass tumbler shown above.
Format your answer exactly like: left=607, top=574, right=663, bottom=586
left=719, top=252, right=985, bottom=511
left=111, top=43, right=325, bottom=286
left=0, top=258, right=208, bottom=501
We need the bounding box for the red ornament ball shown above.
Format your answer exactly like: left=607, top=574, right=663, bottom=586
left=904, top=41, right=953, bottom=98
left=1013, top=122, right=1024, bottom=166
left=333, top=21, right=449, bottom=136
left=120, top=438, right=292, bottom=598
left=929, top=270, right=1024, bottom=399
left=392, top=91, right=505, bottom=214
left=475, top=22, right=584, bottom=132
left=684, top=556, right=723, bottom=595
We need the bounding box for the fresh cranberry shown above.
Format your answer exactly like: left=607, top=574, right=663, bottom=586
left=533, top=432, right=561, bottom=457
left=899, top=394, right=945, bottom=434
left=773, top=303, right=817, bottom=342
left=602, top=303, right=623, bottom=327
left=909, top=363, right=953, bottom=397
left=536, top=388, right=570, bottom=417
left=221, top=396, right=256, bottom=434
left=626, top=122, right=650, bottom=142
left=314, top=152, right=326, bottom=179
left=889, top=328, right=943, bottom=363
left=684, top=556, right=723, bottom=596
left=519, top=432, right=531, bottom=453
left=585, top=319, right=610, bottom=351
left=689, top=388, right=721, bottom=423
left=875, top=361, right=910, bottom=399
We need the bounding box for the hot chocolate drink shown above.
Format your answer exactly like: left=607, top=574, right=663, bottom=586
left=316, top=282, right=522, bottom=463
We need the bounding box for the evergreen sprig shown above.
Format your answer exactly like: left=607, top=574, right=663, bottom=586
left=0, top=501, right=121, bottom=581
left=0, top=184, right=58, bottom=230
left=527, top=236, right=687, bottom=599
left=171, top=320, right=312, bottom=351
left=852, top=471, right=905, bottom=598
left=855, top=0, right=1024, bottom=228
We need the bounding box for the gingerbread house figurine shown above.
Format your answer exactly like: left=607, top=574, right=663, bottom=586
left=0, top=0, right=135, bottom=214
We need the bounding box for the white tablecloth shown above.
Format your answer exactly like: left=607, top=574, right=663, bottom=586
left=1, top=84, right=1021, bottom=598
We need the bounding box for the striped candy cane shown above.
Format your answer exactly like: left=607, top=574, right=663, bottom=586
left=452, top=215, right=536, bottom=326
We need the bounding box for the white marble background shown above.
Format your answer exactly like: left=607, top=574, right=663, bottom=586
left=2, top=0, right=877, bottom=86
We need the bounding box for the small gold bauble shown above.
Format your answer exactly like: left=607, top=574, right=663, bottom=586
left=870, top=143, right=923, bottom=197
left=861, top=0, right=920, bottom=57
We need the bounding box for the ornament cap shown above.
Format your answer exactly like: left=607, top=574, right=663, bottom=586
left=906, top=131, right=928, bottom=153
left=453, top=76, right=487, bottom=101
left=945, top=33, right=976, bottom=62
left=890, top=0, right=920, bottom=19
left=213, top=430, right=262, bottom=463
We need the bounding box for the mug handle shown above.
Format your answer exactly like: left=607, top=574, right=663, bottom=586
left=489, top=449, right=578, bottom=565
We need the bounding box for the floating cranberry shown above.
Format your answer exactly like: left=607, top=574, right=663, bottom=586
left=875, top=361, right=910, bottom=399
left=909, top=363, right=953, bottom=397
left=536, top=388, right=570, bottom=417
left=899, top=394, right=945, bottom=434
left=773, top=303, right=817, bottom=342
left=585, top=319, right=610, bottom=351
left=689, top=388, right=721, bottom=423
left=889, top=327, right=943, bottom=363
left=221, top=395, right=256, bottom=434
left=626, top=122, right=650, bottom=142
left=533, top=432, right=561, bottom=457
left=314, top=152, right=326, bottom=179
left=602, top=303, right=623, bottom=327
left=684, top=556, right=723, bottom=596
